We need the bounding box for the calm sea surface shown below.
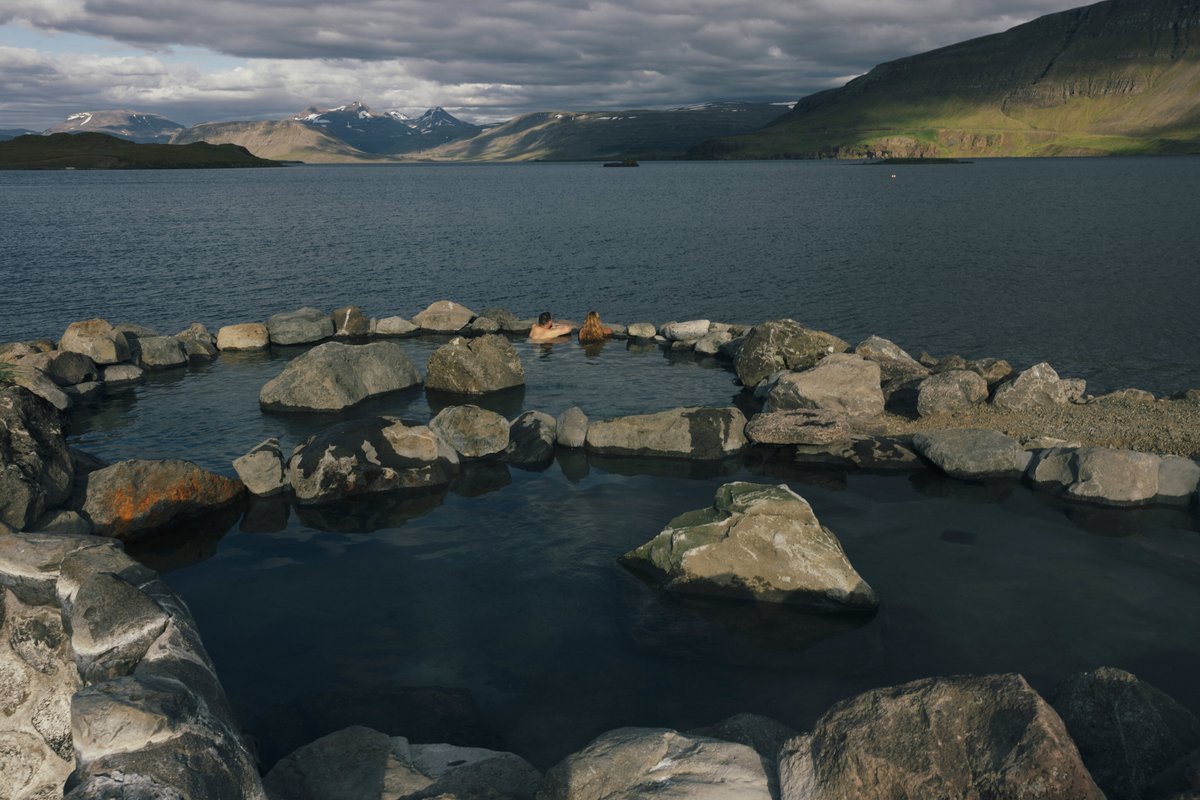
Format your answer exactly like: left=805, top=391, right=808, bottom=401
left=3, top=161, right=1200, bottom=770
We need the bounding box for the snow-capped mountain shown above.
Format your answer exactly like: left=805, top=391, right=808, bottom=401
left=290, top=101, right=479, bottom=154
left=42, top=111, right=184, bottom=143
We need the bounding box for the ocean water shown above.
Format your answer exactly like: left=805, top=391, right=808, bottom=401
left=4, top=160, right=1200, bottom=771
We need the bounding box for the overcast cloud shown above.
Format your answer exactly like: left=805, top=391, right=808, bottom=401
left=1, top=0, right=1075, bottom=128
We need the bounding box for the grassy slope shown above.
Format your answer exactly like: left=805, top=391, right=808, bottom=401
left=0, top=132, right=282, bottom=169
left=702, top=0, right=1200, bottom=159
left=171, top=120, right=385, bottom=163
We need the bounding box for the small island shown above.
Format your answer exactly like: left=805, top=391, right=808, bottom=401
left=603, top=158, right=640, bottom=167
left=0, top=132, right=284, bottom=170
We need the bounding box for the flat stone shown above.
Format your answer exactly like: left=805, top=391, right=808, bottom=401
left=765, top=354, right=884, bottom=419
left=267, top=307, right=334, bottom=346
left=660, top=320, right=711, bottom=341
left=626, top=322, right=656, bottom=339
left=71, top=675, right=199, bottom=759
left=135, top=336, right=187, bottom=370
left=232, top=438, right=287, bottom=496
left=1092, top=388, right=1157, bottom=404
left=216, top=323, right=269, bottom=351
left=260, top=341, right=421, bottom=412
left=586, top=407, right=747, bottom=460
left=916, top=369, right=988, bottom=417
left=1159, top=456, right=1200, bottom=500
left=67, top=571, right=170, bottom=682
left=1069, top=447, right=1161, bottom=506
left=102, top=363, right=145, bottom=384
left=428, top=405, right=510, bottom=459
left=555, top=406, right=588, bottom=449
left=10, top=369, right=72, bottom=412
left=745, top=409, right=850, bottom=446
left=0, top=532, right=111, bottom=606
left=734, top=319, right=849, bottom=389
left=622, top=482, right=878, bottom=610
left=694, top=329, right=733, bottom=355
left=64, top=381, right=104, bottom=402
left=59, top=319, right=131, bottom=365
left=912, top=428, right=1031, bottom=479
left=425, top=335, right=525, bottom=395
left=372, top=316, right=418, bottom=337
left=27, top=509, right=92, bottom=535
left=413, top=300, right=476, bottom=333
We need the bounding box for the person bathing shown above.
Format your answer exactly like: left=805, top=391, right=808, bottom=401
left=577, top=311, right=613, bottom=344
left=529, top=311, right=573, bottom=340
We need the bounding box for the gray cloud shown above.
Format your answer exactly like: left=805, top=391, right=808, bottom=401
left=1, top=0, right=1075, bottom=127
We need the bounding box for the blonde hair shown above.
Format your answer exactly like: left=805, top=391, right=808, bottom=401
left=578, top=310, right=608, bottom=344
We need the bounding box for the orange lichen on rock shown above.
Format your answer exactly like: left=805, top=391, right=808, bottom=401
left=81, top=460, right=244, bottom=539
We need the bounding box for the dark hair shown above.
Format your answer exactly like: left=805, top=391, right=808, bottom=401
left=538, top=312, right=552, bottom=326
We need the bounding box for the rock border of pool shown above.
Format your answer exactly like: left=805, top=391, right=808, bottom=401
left=2, top=301, right=1200, bottom=798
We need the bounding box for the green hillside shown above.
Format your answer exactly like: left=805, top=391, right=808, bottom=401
left=695, top=0, right=1200, bottom=159
left=0, top=132, right=283, bottom=169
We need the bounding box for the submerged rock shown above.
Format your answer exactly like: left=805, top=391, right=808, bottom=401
left=429, top=404, right=510, bottom=459
left=764, top=354, right=884, bottom=419
left=622, top=482, right=877, bottom=611
left=912, top=429, right=1031, bottom=479
left=744, top=409, right=849, bottom=446
left=259, top=341, right=421, bottom=412
left=59, top=319, right=131, bottom=365
left=586, top=407, right=747, bottom=460
left=0, top=386, right=73, bottom=530
left=413, top=300, right=476, bottom=333
left=102, top=364, right=145, bottom=385
left=267, top=307, right=334, bottom=346
left=539, top=727, right=771, bottom=800
left=780, top=674, right=1103, bottom=800
left=216, top=323, right=269, bottom=351
left=734, top=319, right=849, bottom=389
left=425, top=335, right=525, bottom=395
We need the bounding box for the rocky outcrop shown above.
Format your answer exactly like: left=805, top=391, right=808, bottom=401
left=74, top=459, right=244, bottom=540
left=854, top=335, right=929, bottom=383
left=264, top=725, right=540, bottom=800
left=58, top=319, right=131, bottom=365
left=764, top=354, right=884, bottom=419
left=916, top=369, right=988, bottom=417
left=538, top=727, right=772, bottom=800
left=232, top=438, right=287, bottom=496
left=267, top=307, right=334, bottom=346
left=174, top=323, right=218, bottom=361
left=586, top=407, right=747, bottom=460
left=734, top=320, right=849, bottom=389
left=259, top=341, right=421, bottom=412
left=331, top=305, right=370, bottom=337
left=622, top=482, right=877, bottom=611
left=413, top=300, right=476, bottom=333
left=992, top=362, right=1078, bottom=411
left=505, top=411, right=557, bottom=468
left=288, top=417, right=459, bottom=504
left=1052, top=667, right=1200, bottom=800
left=0, top=387, right=73, bottom=530
left=17, top=351, right=99, bottom=387
left=744, top=409, right=849, bottom=446
left=555, top=406, right=588, bottom=448
left=779, top=674, right=1103, bottom=800
left=0, top=532, right=266, bottom=800
left=912, top=429, right=1031, bottom=479
left=216, top=323, right=269, bottom=351
left=425, top=335, right=525, bottom=395
left=1027, top=446, right=1168, bottom=506
left=429, top=405, right=510, bottom=459
left=478, top=307, right=529, bottom=333
left=694, top=329, right=734, bottom=355
left=134, top=336, right=188, bottom=370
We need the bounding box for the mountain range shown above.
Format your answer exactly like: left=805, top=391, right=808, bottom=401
left=42, top=111, right=185, bottom=144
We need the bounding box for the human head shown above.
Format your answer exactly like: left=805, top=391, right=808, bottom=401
left=538, top=312, right=552, bottom=326
left=584, top=311, right=601, bottom=326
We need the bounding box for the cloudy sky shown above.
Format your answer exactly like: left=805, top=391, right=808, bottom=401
left=1, top=0, right=1077, bottom=129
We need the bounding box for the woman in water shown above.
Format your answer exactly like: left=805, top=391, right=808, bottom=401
left=577, top=310, right=614, bottom=344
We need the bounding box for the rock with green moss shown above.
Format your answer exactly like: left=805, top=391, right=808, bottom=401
left=620, top=482, right=877, bottom=611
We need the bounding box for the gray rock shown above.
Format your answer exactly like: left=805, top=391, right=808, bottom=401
left=267, top=307, right=334, bottom=346
left=112, top=323, right=160, bottom=339
left=426, top=335, right=525, bottom=395
left=331, top=305, right=370, bottom=337
left=622, top=482, right=878, bottom=610
left=689, top=712, right=797, bottom=765
left=718, top=336, right=746, bottom=361
left=916, top=369, right=988, bottom=417
left=64, top=380, right=104, bottom=402
left=216, top=323, right=269, bottom=351
left=555, top=406, right=588, bottom=449
left=174, top=323, right=218, bottom=361
left=586, top=407, right=747, bottom=460
left=102, top=364, right=145, bottom=385
left=694, top=329, right=733, bottom=355
left=1052, top=667, right=1200, bottom=800
left=1092, top=388, right=1157, bottom=404
left=479, top=306, right=528, bottom=332
left=626, top=322, right=657, bottom=339
left=288, top=417, right=459, bottom=504
left=10, top=368, right=72, bottom=412
left=539, top=727, right=771, bottom=800
left=413, top=300, right=476, bottom=333
left=744, top=409, right=850, bottom=446
left=992, top=362, right=1074, bottom=411
left=372, top=316, right=418, bottom=337
left=0, top=386, right=73, bottom=530
left=1025, top=446, right=1078, bottom=489
left=912, top=428, right=1031, bottom=479
left=18, top=350, right=99, bottom=386
left=1063, top=378, right=1088, bottom=402
left=59, top=319, right=131, bottom=365
left=505, top=411, right=557, bottom=468
left=260, top=341, right=421, bottom=412
left=71, top=675, right=198, bottom=762
left=1159, top=456, right=1200, bottom=501
left=429, top=405, right=511, bottom=459
left=765, top=354, right=884, bottom=419
left=854, top=335, right=929, bottom=383
left=67, top=571, right=170, bottom=682
left=780, top=674, right=1103, bottom=800
left=0, top=531, right=110, bottom=606
left=232, top=438, right=287, bottom=496
left=265, top=725, right=540, bottom=800
left=76, top=459, right=245, bottom=540
left=134, top=336, right=188, bottom=370
left=1070, top=447, right=1161, bottom=506
left=467, top=315, right=501, bottom=334
left=661, top=320, right=711, bottom=341
left=734, top=319, right=849, bottom=389
left=966, top=357, right=1014, bottom=385
left=28, top=510, right=92, bottom=535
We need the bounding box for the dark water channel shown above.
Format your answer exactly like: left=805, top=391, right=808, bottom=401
left=64, top=335, right=1200, bottom=771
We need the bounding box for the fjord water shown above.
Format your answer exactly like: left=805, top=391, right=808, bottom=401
left=5, top=160, right=1200, bottom=769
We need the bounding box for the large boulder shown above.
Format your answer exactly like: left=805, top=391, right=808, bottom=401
left=17, top=350, right=99, bottom=386
left=1052, top=667, right=1200, bottom=800
left=912, top=429, right=1031, bottom=479
left=331, top=305, right=370, bottom=337
left=267, top=307, right=334, bottom=346
left=264, top=725, right=540, bottom=800
left=555, top=406, right=588, bottom=448
left=916, top=369, right=988, bottom=417
left=59, top=319, right=131, bottom=365
left=661, top=320, right=711, bottom=341
left=764, top=354, right=884, bottom=419
left=586, top=407, right=747, bottom=460
left=75, top=459, right=245, bottom=540
left=478, top=306, right=529, bottom=333
left=539, top=727, right=772, bottom=800
left=10, top=367, right=72, bottom=412
left=505, top=411, right=557, bottom=468
left=622, top=482, right=877, bottom=611
left=428, top=405, right=510, bottom=459
left=744, top=409, right=850, bottom=446
left=425, top=335, right=525, bottom=395
left=413, top=300, right=476, bottom=333
left=175, top=323, right=218, bottom=362
left=260, top=341, right=421, bottom=412
left=1026, top=446, right=1165, bottom=506
left=0, top=386, right=73, bottom=530
left=780, top=674, right=1104, bottom=800
left=216, top=323, right=269, bottom=351
left=134, top=336, right=188, bottom=370
left=854, top=335, right=929, bottom=384
left=1159, top=455, right=1200, bottom=500
left=232, top=438, right=287, bottom=496
left=734, top=319, right=849, bottom=389
left=992, top=362, right=1077, bottom=411
left=372, top=316, right=418, bottom=337
left=288, top=417, right=459, bottom=504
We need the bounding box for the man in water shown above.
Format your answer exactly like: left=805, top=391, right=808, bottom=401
left=529, top=311, right=573, bottom=340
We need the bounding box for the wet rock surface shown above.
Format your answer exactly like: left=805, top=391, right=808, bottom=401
left=259, top=340, right=421, bottom=412
left=266, top=307, right=334, bottom=346
left=586, top=407, right=747, bottom=460
left=429, top=404, right=511, bottom=459
left=426, top=335, right=526, bottom=395
left=912, top=428, right=1031, bottom=479
left=0, top=387, right=73, bottom=531
left=734, top=320, right=849, bottom=389
left=413, top=300, right=476, bottom=333
left=765, top=354, right=884, bottom=419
